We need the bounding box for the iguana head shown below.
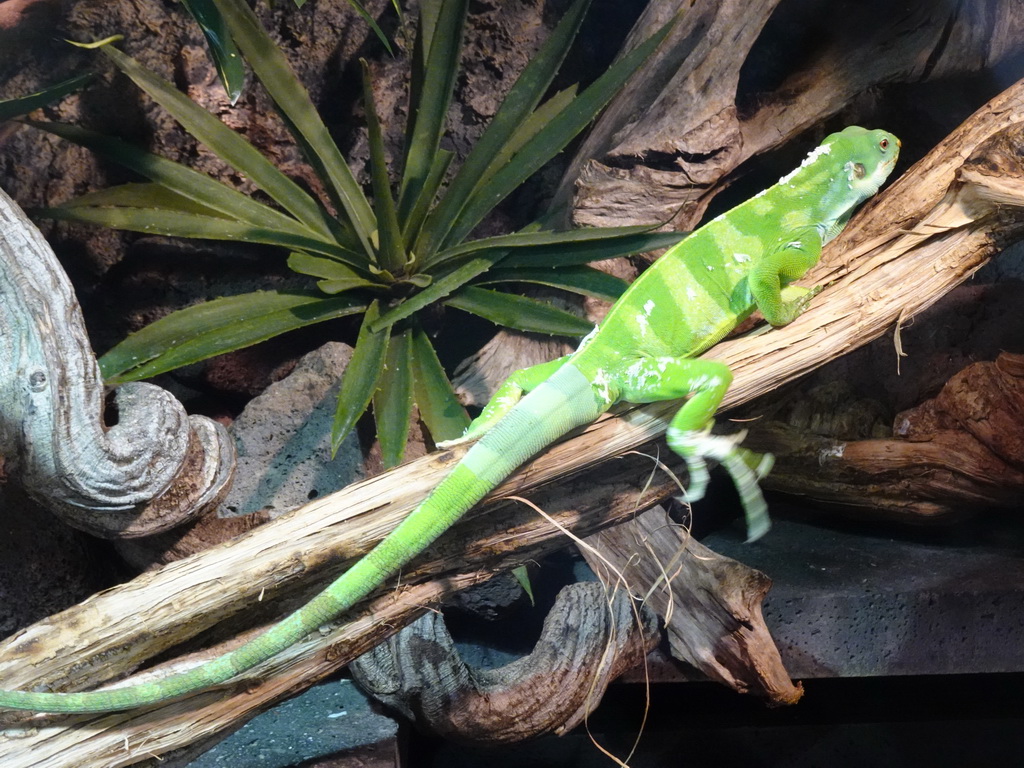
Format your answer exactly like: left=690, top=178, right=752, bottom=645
left=824, top=125, right=901, bottom=202
left=801, top=125, right=900, bottom=241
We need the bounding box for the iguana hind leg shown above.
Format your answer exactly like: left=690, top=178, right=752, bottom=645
left=614, top=356, right=773, bottom=541
left=436, top=355, right=571, bottom=447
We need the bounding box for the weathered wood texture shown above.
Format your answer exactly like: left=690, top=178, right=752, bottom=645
left=0, top=446, right=689, bottom=766
left=557, top=0, right=1024, bottom=230
left=0, top=186, right=234, bottom=537
left=749, top=351, right=1024, bottom=522
left=350, top=582, right=659, bottom=744
left=547, top=0, right=1024, bottom=717
left=4, top=0, right=1024, bottom=763
left=582, top=506, right=802, bottom=706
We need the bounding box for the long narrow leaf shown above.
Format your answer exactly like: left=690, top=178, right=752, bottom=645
left=57, top=182, right=231, bottom=218
left=409, top=322, right=469, bottom=442
left=181, top=0, right=246, bottom=104
left=441, top=16, right=676, bottom=250
left=100, top=290, right=366, bottom=383
left=287, top=251, right=375, bottom=282
left=418, top=0, right=590, bottom=259
left=403, top=0, right=440, bottom=160
left=30, top=120, right=326, bottom=240
left=43, top=205, right=368, bottom=268
left=477, top=265, right=628, bottom=301
left=397, top=0, right=466, bottom=215
left=0, top=74, right=93, bottom=121
left=415, top=0, right=442, bottom=59
left=287, top=251, right=379, bottom=294
left=370, top=255, right=494, bottom=331
left=272, top=114, right=365, bottom=252
left=431, top=223, right=683, bottom=265
left=360, top=59, right=404, bottom=274
left=316, top=277, right=379, bottom=295
left=213, top=0, right=377, bottom=252
left=400, top=147, right=452, bottom=250
left=373, top=327, right=414, bottom=467
left=100, top=44, right=337, bottom=240
left=332, top=301, right=390, bottom=453
left=444, top=286, right=593, bottom=336
left=467, top=85, right=577, bottom=204
left=501, top=230, right=687, bottom=268
left=344, top=0, right=395, bottom=55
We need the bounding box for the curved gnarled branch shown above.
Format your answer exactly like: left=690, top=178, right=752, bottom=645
left=351, top=582, right=659, bottom=744
left=0, top=185, right=234, bottom=537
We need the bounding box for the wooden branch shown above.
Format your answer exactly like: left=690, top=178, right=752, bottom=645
left=5, top=70, right=1024, bottom=768
left=350, top=583, right=659, bottom=744
left=582, top=507, right=802, bottom=706
left=558, top=0, right=1024, bottom=229
left=750, top=352, right=1024, bottom=521
left=0, top=186, right=234, bottom=538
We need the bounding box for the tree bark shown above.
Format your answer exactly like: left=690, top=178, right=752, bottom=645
left=582, top=506, right=802, bottom=705
left=0, top=446, right=691, bottom=767
left=557, top=0, right=1024, bottom=230
left=747, top=351, right=1024, bottom=522
left=0, top=185, right=234, bottom=537
left=548, top=0, right=1024, bottom=711
left=349, top=582, right=660, bottom=744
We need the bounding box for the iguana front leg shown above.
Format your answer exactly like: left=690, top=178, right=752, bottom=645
left=614, top=357, right=773, bottom=541
left=749, top=229, right=824, bottom=326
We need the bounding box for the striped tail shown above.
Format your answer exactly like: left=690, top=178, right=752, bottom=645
left=0, top=363, right=603, bottom=712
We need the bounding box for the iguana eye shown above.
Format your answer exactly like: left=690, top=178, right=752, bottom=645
left=852, top=162, right=866, bottom=178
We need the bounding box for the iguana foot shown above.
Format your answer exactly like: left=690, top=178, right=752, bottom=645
left=667, top=427, right=773, bottom=542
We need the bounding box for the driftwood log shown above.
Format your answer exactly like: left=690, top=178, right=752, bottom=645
left=436, top=0, right=1022, bottom=727
left=0, top=185, right=234, bottom=537
left=0, top=443, right=696, bottom=767
left=350, top=582, right=659, bottom=744
left=557, top=0, right=1024, bottom=229
left=359, top=57, right=1024, bottom=738
left=542, top=0, right=1024, bottom=714
left=580, top=110, right=1024, bottom=694
left=582, top=506, right=801, bottom=705
left=3, top=74, right=1024, bottom=762
left=5, top=0, right=1024, bottom=762
left=747, top=350, right=1024, bottom=522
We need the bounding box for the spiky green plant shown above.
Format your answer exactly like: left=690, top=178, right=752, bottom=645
left=32, top=0, right=680, bottom=466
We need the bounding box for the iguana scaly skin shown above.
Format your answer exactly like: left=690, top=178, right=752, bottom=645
left=0, top=125, right=899, bottom=712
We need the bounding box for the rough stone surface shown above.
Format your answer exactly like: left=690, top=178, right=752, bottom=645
left=185, top=679, right=398, bottom=768
left=218, top=342, right=365, bottom=518
left=705, top=509, right=1024, bottom=678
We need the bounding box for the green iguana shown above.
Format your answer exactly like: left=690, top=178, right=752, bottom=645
left=0, top=125, right=899, bottom=713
